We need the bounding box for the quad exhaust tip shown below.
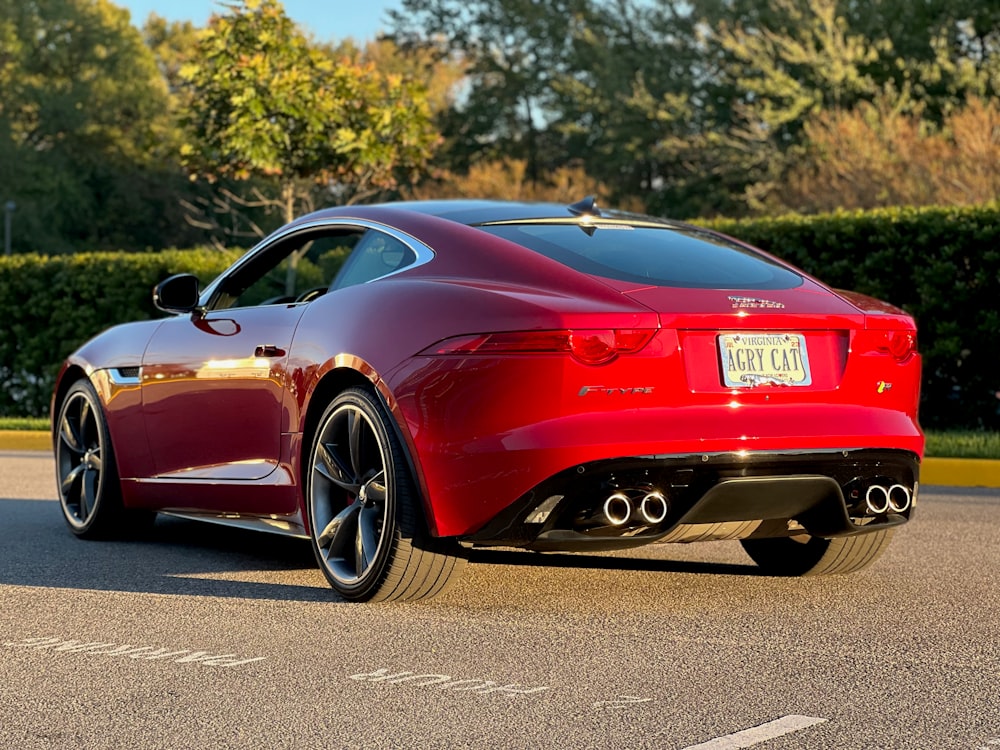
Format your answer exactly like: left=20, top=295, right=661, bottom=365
left=864, top=483, right=912, bottom=514
left=639, top=491, right=669, bottom=524
left=603, top=492, right=632, bottom=526
left=602, top=489, right=670, bottom=527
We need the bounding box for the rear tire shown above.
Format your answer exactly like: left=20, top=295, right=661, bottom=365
left=306, top=387, right=466, bottom=602
left=55, top=380, right=154, bottom=538
left=740, top=529, right=895, bottom=576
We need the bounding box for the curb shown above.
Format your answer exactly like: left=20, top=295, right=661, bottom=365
left=920, top=457, right=1000, bottom=489
left=1, top=431, right=998, bottom=488
left=0, top=431, right=50, bottom=452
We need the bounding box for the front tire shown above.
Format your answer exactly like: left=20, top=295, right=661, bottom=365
left=55, top=380, right=151, bottom=538
left=741, top=529, right=895, bottom=576
left=307, top=387, right=466, bottom=602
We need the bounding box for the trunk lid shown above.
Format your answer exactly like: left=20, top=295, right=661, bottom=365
left=615, top=280, right=865, bottom=393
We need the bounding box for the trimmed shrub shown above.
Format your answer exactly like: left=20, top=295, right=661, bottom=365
left=0, top=249, right=240, bottom=416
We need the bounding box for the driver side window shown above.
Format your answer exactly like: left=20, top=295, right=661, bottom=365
left=212, top=229, right=361, bottom=310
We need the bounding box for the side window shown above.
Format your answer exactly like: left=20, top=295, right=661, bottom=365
left=211, top=230, right=362, bottom=310
left=330, top=230, right=416, bottom=292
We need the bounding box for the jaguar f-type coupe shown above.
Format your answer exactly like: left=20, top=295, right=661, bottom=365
left=52, top=198, right=923, bottom=601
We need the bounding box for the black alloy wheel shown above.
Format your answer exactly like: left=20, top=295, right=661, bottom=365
left=307, top=387, right=466, bottom=602
left=55, top=380, right=146, bottom=538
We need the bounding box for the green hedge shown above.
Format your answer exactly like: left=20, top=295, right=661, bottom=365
left=0, top=249, right=240, bottom=416
left=2, top=203, right=999, bottom=428
left=698, top=204, right=1000, bottom=429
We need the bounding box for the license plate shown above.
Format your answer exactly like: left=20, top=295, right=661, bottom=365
left=718, top=333, right=811, bottom=387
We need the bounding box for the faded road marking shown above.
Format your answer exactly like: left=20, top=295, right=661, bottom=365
left=349, top=667, right=549, bottom=697
left=681, top=715, right=827, bottom=749
left=4, top=636, right=266, bottom=668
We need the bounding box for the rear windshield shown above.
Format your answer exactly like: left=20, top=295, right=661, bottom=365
left=478, top=223, right=802, bottom=290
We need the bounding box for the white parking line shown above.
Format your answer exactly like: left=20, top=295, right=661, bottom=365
left=681, top=715, right=827, bottom=749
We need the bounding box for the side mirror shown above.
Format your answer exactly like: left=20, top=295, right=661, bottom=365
left=153, top=274, right=201, bottom=314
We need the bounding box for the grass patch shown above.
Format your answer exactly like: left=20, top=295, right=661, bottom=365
left=925, top=430, right=1000, bottom=460
left=0, top=417, right=48, bottom=431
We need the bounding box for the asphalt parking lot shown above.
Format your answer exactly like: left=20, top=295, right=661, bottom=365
left=2, top=450, right=998, bottom=749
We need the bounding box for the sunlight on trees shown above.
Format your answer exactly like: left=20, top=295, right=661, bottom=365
left=1, top=0, right=998, bottom=253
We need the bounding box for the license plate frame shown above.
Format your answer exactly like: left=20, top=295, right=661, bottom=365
left=718, top=332, right=812, bottom=388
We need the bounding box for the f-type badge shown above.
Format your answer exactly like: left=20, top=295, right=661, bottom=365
left=578, top=386, right=655, bottom=396
left=729, top=295, right=785, bottom=309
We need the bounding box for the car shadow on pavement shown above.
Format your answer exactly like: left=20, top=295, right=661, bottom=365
left=1, top=497, right=762, bottom=604
left=0, top=498, right=336, bottom=603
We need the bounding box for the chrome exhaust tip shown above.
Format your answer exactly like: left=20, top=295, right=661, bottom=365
left=887, top=484, right=912, bottom=513
left=639, top=491, right=669, bottom=525
left=603, top=492, right=632, bottom=526
left=865, top=485, right=890, bottom=514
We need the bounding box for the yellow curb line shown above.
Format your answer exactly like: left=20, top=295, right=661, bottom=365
left=0, top=431, right=997, bottom=488
left=0, top=430, right=50, bottom=451
left=920, top=457, right=1000, bottom=488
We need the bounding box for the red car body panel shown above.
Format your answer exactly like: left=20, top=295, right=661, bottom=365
left=52, top=200, right=923, bottom=548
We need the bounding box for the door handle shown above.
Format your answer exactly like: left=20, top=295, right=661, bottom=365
left=254, top=344, right=286, bottom=357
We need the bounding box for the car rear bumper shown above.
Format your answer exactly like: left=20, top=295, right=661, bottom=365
left=465, top=448, right=919, bottom=551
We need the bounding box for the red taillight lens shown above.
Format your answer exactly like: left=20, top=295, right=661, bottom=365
left=424, top=329, right=656, bottom=365
left=879, top=330, right=917, bottom=360
left=569, top=330, right=616, bottom=364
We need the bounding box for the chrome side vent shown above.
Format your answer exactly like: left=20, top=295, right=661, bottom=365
left=108, top=367, right=141, bottom=385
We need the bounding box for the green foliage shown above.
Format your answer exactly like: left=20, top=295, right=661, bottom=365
left=924, top=431, right=1000, bottom=460
left=0, top=249, right=239, bottom=416
left=0, top=0, right=206, bottom=253
left=698, top=203, right=1000, bottom=429
left=0, top=418, right=49, bottom=431
left=391, top=0, right=584, bottom=179
left=180, top=0, right=440, bottom=229
left=392, top=0, right=1000, bottom=218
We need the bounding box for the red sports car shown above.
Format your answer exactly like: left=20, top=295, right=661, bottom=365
left=52, top=199, right=923, bottom=601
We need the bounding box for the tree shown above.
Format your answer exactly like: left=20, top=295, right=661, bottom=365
left=390, top=0, right=588, bottom=181
left=695, top=0, right=1000, bottom=212
left=180, top=0, right=440, bottom=242
left=328, top=37, right=465, bottom=119
left=143, top=14, right=201, bottom=102
left=549, top=1, right=715, bottom=216
left=779, top=96, right=1000, bottom=211
left=0, top=0, right=196, bottom=252
left=407, top=157, right=616, bottom=204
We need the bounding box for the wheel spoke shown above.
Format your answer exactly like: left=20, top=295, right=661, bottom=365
left=356, top=504, right=380, bottom=573
left=364, top=471, right=386, bottom=503
left=315, top=442, right=360, bottom=494
left=60, top=412, right=83, bottom=455
left=347, top=409, right=364, bottom=480
left=78, top=398, right=93, bottom=447
left=61, top=462, right=85, bottom=500
left=316, top=502, right=361, bottom=552
left=81, top=469, right=98, bottom=519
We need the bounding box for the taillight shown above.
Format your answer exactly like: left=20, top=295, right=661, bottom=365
left=878, top=330, right=917, bottom=360
left=423, top=329, right=656, bottom=365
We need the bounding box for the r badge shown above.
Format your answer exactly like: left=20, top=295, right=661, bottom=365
left=877, top=381, right=893, bottom=393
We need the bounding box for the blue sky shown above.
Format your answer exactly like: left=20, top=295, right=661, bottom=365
left=118, top=0, right=405, bottom=42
